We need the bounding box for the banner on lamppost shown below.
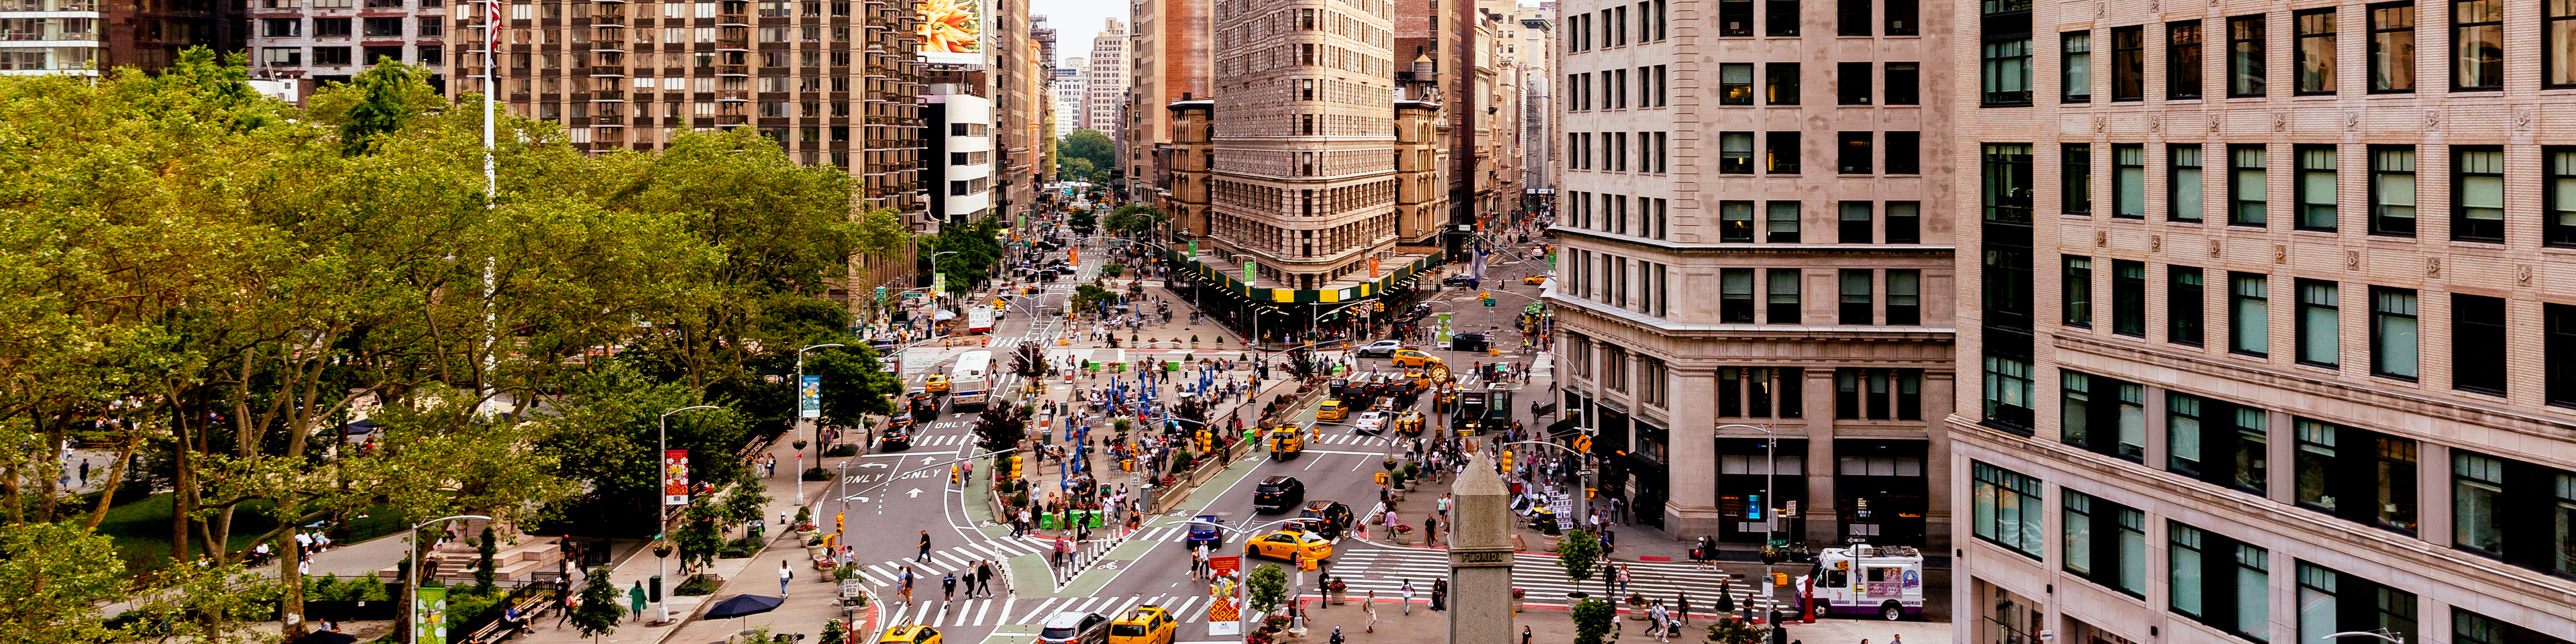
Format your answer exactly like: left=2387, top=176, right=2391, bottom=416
left=662, top=449, right=690, bottom=506
left=930, top=272, right=947, bottom=294
left=1187, top=241, right=1198, bottom=257
left=415, top=586, right=449, bottom=644
left=1368, top=256, right=1380, bottom=278
left=799, top=375, right=822, bottom=419
left=1242, top=260, right=1254, bottom=284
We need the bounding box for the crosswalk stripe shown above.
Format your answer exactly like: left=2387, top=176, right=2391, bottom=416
left=1175, top=596, right=1208, bottom=623
left=1108, top=596, right=1143, bottom=617
left=930, top=603, right=951, bottom=627
left=853, top=568, right=884, bottom=586
left=963, top=541, right=1016, bottom=560
left=1018, top=597, right=1063, bottom=623
left=994, top=598, right=1014, bottom=626
left=972, top=598, right=994, bottom=625
left=867, top=564, right=897, bottom=581
left=933, top=549, right=976, bottom=569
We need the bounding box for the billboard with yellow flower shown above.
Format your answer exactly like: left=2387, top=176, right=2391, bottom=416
left=918, top=0, right=982, bottom=64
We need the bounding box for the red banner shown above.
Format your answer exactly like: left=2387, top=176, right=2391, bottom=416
left=1208, top=555, right=1241, bottom=575
left=662, top=449, right=690, bottom=506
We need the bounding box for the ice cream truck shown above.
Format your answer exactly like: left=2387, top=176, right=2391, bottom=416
left=1794, top=544, right=1925, bottom=621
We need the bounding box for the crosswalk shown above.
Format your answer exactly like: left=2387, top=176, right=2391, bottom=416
left=877, top=593, right=1216, bottom=629
left=1301, top=433, right=1406, bottom=448
left=845, top=536, right=1063, bottom=590
left=1322, top=547, right=1782, bottom=613
left=1529, top=354, right=1553, bottom=379
left=892, top=434, right=976, bottom=447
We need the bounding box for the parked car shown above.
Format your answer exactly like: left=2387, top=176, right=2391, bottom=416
left=1034, top=612, right=1110, bottom=644
left=1252, top=476, right=1305, bottom=513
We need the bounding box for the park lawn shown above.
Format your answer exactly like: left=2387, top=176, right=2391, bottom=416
left=96, top=493, right=282, bottom=572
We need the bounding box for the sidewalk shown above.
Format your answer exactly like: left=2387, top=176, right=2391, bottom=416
left=1285, top=595, right=1947, bottom=644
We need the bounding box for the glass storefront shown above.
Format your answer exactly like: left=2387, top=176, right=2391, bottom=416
left=1715, top=437, right=1807, bottom=543
left=1835, top=439, right=1929, bottom=546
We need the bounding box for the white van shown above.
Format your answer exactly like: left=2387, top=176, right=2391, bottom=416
left=1793, top=543, right=1925, bottom=621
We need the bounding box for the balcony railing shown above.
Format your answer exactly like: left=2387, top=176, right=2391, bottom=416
left=715, top=38, right=749, bottom=50
left=715, top=89, right=749, bottom=101
left=588, top=14, right=626, bottom=25
left=590, top=89, right=625, bottom=101
left=588, top=65, right=625, bottom=76
left=715, top=64, right=747, bottom=76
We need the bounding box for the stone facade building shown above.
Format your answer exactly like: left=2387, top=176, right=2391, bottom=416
left=1947, top=0, right=2576, bottom=640
left=247, top=0, right=442, bottom=95
left=1128, top=0, right=1212, bottom=213
left=1544, top=0, right=1958, bottom=548
left=1083, top=18, right=1126, bottom=133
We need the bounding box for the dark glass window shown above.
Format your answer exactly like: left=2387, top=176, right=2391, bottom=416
left=1767, top=201, right=1802, bottom=242
left=1838, top=0, right=1870, bottom=36
left=2170, top=266, right=2205, bottom=345
left=1885, top=62, right=1920, bottom=104
left=1984, top=39, right=2034, bottom=106
left=2062, top=256, right=2093, bottom=327
left=2451, top=146, right=2504, bottom=242
left=1721, top=268, right=1756, bottom=322
left=2296, top=9, right=2337, bottom=94
left=2370, top=3, right=2416, bottom=93
left=1839, top=201, right=1874, bottom=244
left=2369, top=146, right=2417, bottom=235
left=1886, top=0, right=1917, bottom=35
left=2296, top=146, right=2339, bottom=231
left=1839, top=61, right=1874, bottom=104
left=1984, top=144, right=2034, bottom=223
left=2295, top=419, right=2419, bottom=533
left=2451, top=293, right=2506, bottom=395
left=1886, top=131, right=1919, bottom=174
left=2296, top=279, right=2342, bottom=367
left=1720, top=200, right=1756, bottom=241
left=2114, top=25, right=2145, bottom=101
left=2061, top=31, right=2092, bottom=103
left=1885, top=201, right=1921, bottom=243
left=1887, top=270, right=1920, bottom=325
left=1721, top=0, right=1754, bottom=36
left=2112, top=260, right=2145, bottom=337
left=2061, top=491, right=2148, bottom=597
left=1721, top=132, right=1755, bottom=173
left=1839, top=132, right=1873, bottom=174
left=2060, top=370, right=2146, bottom=461
left=2166, top=392, right=2269, bottom=494
left=1767, top=268, right=1802, bottom=323
left=2062, top=143, right=2092, bottom=215
left=1766, top=131, right=1801, bottom=174
left=2227, top=15, right=2265, bottom=97
left=1767, top=0, right=1800, bottom=36
left=1766, top=62, right=1801, bottom=105
left=2371, top=286, right=2419, bottom=380
left=1721, top=64, right=1756, bottom=105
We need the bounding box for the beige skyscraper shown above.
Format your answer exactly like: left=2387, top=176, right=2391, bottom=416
left=1947, top=0, right=2576, bottom=640
left=1083, top=19, right=1128, bottom=134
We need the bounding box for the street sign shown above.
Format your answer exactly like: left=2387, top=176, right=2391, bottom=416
left=875, top=286, right=888, bottom=303
left=1572, top=435, right=1592, bottom=453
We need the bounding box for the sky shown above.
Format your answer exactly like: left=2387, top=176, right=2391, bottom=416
left=1031, top=0, right=1120, bottom=67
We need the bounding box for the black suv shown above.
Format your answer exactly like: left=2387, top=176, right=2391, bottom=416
left=1252, top=476, right=1305, bottom=513
left=1294, top=500, right=1354, bottom=540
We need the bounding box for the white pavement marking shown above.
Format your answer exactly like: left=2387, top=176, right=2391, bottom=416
left=929, top=603, right=950, bottom=627
left=1177, top=596, right=1208, bottom=622
left=1017, top=597, right=1063, bottom=623
left=972, top=597, right=994, bottom=625
left=994, top=597, right=1015, bottom=626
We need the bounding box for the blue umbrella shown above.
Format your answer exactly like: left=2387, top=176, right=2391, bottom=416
left=702, top=594, right=784, bottom=619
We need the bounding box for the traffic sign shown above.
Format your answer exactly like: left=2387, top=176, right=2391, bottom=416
left=1572, top=435, right=1592, bottom=453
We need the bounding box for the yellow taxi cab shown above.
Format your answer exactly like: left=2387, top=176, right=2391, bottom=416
left=925, top=374, right=951, bottom=393
left=879, top=625, right=943, bottom=644
left=1391, top=350, right=1443, bottom=368
left=1244, top=529, right=1332, bottom=568
left=1523, top=274, right=1548, bottom=285
left=1315, top=398, right=1348, bottom=421
left=1108, top=606, right=1178, bottom=644
left=1267, top=427, right=1303, bottom=460
left=1393, top=411, right=1426, bottom=435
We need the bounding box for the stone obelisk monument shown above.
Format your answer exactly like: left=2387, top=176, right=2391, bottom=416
left=1447, top=449, right=1516, bottom=643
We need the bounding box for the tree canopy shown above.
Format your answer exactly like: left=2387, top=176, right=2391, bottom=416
left=1057, top=129, right=1112, bottom=182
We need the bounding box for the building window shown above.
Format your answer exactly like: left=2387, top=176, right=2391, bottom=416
left=1886, top=201, right=1921, bottom=243
left=2553, top=0, right=2576, bottom=87
left=2168, top=21, right=2205, bottom=99
left=2450, top=451, right=2576, bottom=578
left=2061, top=31, right=2092, bottom=103
left=2111, top=260, right=2145, bottom=337
left=2230, top=146, right=2268, bottom=226
left=2061, top=370, right=2146, bottom=461
left=1970, top=461, right=2044, bottom=558
left=2231, top=272, right=2271, bottom=356
left=1766, top=268, right=1801, bottom=323
left=1982, top=355, right=2036, bottom=431
left=1719, top=367, right=1805, bottom=418
left=1838, top=62, right=1873, bottom=104
left=1985, top=247, right=2036, bottom=333
left=2296, top=146, right=2339, bottom=231
left=2370, top=3, right=2416, bottom=93
left=1721, top=64, right=1755, bottom=105
left=2452, top=146, right=2505, bottom=241
left=2453, top=0, right=2503, bottom=90
left=2295, top=419, right=2419, bottom=533
left=2370, top=286, right=2418, bottom=380
left=2112, top=26, right=2144, bottom=100
left=313, top=47, right=352, bottom=66
left=1838, top=368, right=1924, bottom=419
left=1768, top=0, right=1800, bottom=36
left=315, top=17, right=351, bottom=37
left=1839, top=201, right=1874, bottom=244
left=1766, top=131, right=1801, bottom=174
left=1721, top=0, right=1754, bottom=36
left=2551, top=148, right=2576, bottom=246
left=2296, top=279, right=2341, bottom=367
left=2555, top=303, right=2576, bottom=409
left=1838, top=0, right=1870, bottom=36
left=1983, top=39, right=2033, bottom=106
left=1721, top=268, right=1756, bottom=323
left=1886, top=0, right=1917, bottom=35
left=2455, top=608, right=2576, bottom=644
left=1839, top=270, right=1874, bottom=324
left=2168, top=523, right=2271, bottom=641
left=2109, top=144, right=2143, bottom=218
left=2171, top=266, right=2205, bottom=345
left=2297, top=9, right=2337, bottom=94
left=1720, top=131, right=1755, bottom=173
left=2062, top=143, right=2092, bottom=215
left=2227, top=15, right=2265, bottom=97
left=2296, top=562, right=2420, bottom=644
left=262, top=17, right=301, bottom=38
left=2167, top=392, right=2269, bottom=494
left=1886, top=131, right=1920, bottom=174
left=1766, top=62, right=1801, bottom=105
left=1888, top=269, right=1921, bottom=325
left=260, top=47, right=303, bottom=67
left=2169, top=144, right=2204, bottom=221
left=2367, top=146, right=2418, bottom=236
left=1984, top=144, right=2034, bottom=223
left=1886, top=62, right=1920, bottom=104
left=2062, top=256, right=2094, bottom=327
left=1720, top=200, right=1756, bottom=241
left=1839, top=132, right=1873, bottom=174
left=2452, top=293, right=2507, bottom=394
left=2062, top=490, right=2148, bottom=597
left=362, top=16, right=404, bottom=37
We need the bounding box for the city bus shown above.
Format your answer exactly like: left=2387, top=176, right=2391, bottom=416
left=950, top=350, right=994, bottom=409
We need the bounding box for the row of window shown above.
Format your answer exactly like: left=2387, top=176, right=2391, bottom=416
left=1564, top=131, right=1668, bottom=173
left=1701, top=0, right=1921, bottom=38
left=1561, top=191, right=1670, bottom=239
left=256, top=0, right=415, bottom=9
left=1561, top=0, right=1667, bottom=53
left=1705, top=62, right=1925, bottom=107
left=1704, top=199, right=1925, bottom=244
left=1706, top=267, right=1926, bottom=325
left=1976, top=459, right=2576, bottom=643
left=260, top=44, right=437, bottom=66
left=258, top=16, right=434, bottom=38
left=1986, top=1, right=2576, bottom=107
left=2049, top=143, right=2573, bottom=245
left=1710, top=131, right=1921, bottom=176
left=1564, top=65, right=1667, bottom=111
left=1562, top=249, right=1670, bottom=317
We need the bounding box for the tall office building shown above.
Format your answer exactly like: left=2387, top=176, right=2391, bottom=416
left=1083, top=19, right=1126, bottom=134
left=0, top=0, right=241, bottom=75
left=1544, top=0, right=1957, bottom=548
left=1126, top=0, right=1211, bottom=210
left=1949, top=0, right=2576, bottom=641
left=248, top=0, right=443, bottom=97
left=1053, top=56, right=1083, bottom=137
left=1508, top=2, right=1551, bottom=193
left=451, top=0, right=926, bottom=220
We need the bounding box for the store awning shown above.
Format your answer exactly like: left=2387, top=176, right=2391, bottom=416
left=1169, top=248, right=1444, bottom=305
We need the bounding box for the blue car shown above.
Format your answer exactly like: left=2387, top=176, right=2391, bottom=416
left=1186, top=515, right=1223, bottom=549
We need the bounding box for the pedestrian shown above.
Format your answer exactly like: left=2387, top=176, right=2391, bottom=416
left=1425, top=515, right=1440, bottom=547
left=778, top=560, right=794, bottom=596
left=1329, top=625, right=1344, bottom=644
left=917, top=530, right=932, bottom=562
left=1614, top=564, right=1633, bottom=595
left=1400, top=580, right=1415, bottom=615
left=1650, top=601, right=1670, bottom=642
left=979, top=559, right=998, bottom=597
left=628, top=580, right=647, bottom=622
left=1676, top=592, right=1692, bottom=626
left=898, top=566, right=916, bottom=604
left=1430, top=579, right=1447, bottom=611
left=553, top=584, right=577, bottom=630
left=1523, top=626, right=1534, bottom=644
left=1363, top=590, right=1379, bottom=632
left=941, top=571, right=957, bottom=601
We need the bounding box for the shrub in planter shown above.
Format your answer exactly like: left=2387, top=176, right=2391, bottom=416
left=802, top=467, right=830, bottom=481
left=824, top=444, right=857, bottom=457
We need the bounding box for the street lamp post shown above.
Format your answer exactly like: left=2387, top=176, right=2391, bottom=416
left=655, top=405, right=721, bottom=625
left=407, top=514, right=492, bottom=644
left=794, top=343, right=845, bottom=504
left=1714, top=423, right=1777, bottom=607
left=1229, top=254, right=1260, bottom=350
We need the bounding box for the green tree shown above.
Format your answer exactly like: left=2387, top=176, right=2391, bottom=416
left=572, top=566, right=627, bottom=642
left=1557, top=529, right=1603, bottom=596
left=1059, top=129, right=1114, bottom=176
left=1244, top=564, right=1289, bottom=620
left=806, top=346, right=902, bottom=425
left=476, top=526, right=500, bottom=594
left=971, top=400, right=1028, bottom=455
left=923, top=215, right=1006, bottom=296
left=1104, top=205, right=1166, bottom=237
left=720, top=472, right=769, bottom=525
left=1059, top=156, right=1098, bottom=182
left=0, top=523, right=128, bottom=643
left=1703, top=616, right=1766, bottom=644
left=1570, top=598, right=1617, bottom=644
left=309, top=60, right=443, bottom=156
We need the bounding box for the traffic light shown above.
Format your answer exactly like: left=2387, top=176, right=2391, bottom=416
left=1373, top=301, right=1386, bottom=313
left=1010, top=455, right=1024, bottom=479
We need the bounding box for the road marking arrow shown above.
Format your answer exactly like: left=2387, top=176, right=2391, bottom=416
left=907, top=488, right=924, bottom=498
left=860, top=462, right=892, bottom=469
